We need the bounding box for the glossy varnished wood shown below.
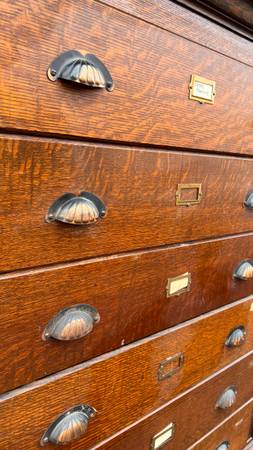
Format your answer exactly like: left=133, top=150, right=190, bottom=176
left=0, top=1, right=252, bottom=153
left=190, top=401, right=253, bottom=450
left=101, top=0, right=253, bottom=66
left=96, top=356, right=253, bottom=450
left=3, top=233, right=253, bottom=392
left=3, top=137, right=253, bottom=271
left=1, top=0, right=252, bottom=447
left=1, top=297, right=253, bottom=449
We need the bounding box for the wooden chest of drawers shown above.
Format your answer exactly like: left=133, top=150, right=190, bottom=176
left=0, top=0, right=252, bottom=449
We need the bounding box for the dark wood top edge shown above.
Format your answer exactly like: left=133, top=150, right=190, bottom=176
left=198, top=0, right=253, bottom=31
left=175, top=0, right=253, bottom=40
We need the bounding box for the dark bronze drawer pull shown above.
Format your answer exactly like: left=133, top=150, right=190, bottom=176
left=46, top=191, right=106, bottom=225
left=158, top=352, right=184, bottom=381
left=216, top=441, right=230, bottom=450
left=244, top=191, right=253, bottom=209
left=215, top=386, right=237, bottom=410
left=225, top=326, right=246, bottom=348
left=42, top=304, right=100, bottom=341
left=47, top=50, right=114, bottom=91
left=234, top=260, right=253, bottom=280
left=40, top=404, right=96, bottom=446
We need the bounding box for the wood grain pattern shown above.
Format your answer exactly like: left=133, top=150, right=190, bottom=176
left=95, top=359, right=253, bottom=450
left=3, top=136, right=253, bottom=271
left=1, top=297, right=253, bottom=449
left=3, top=233, right=253, bottom=392
left=100, top=0, right=253, bottom=66
left=190, top=399, right=253, bottom=450
left=0, top=1, right=252, bottom=153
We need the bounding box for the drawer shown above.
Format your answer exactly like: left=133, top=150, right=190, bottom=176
left=3, top=234, right=253, bottom=392
left=1, top=298, right=253, bottom=449
left=190, top=401, right=253, bottom=450
left=95, top=355, right=253, bottom=450
left=3, top=137, right=253, bottom=272
left=0, top=1, right=252, bottom=154
left=102, top=0, right=253, bottom=66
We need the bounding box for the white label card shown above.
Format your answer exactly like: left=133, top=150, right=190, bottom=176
left=193, top=81, right=213, bottom=100
left=151, top=423, right=175, bottom=449
left=167, top=272, right=191, bottom=297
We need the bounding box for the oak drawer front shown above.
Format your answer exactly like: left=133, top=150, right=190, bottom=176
left=101, top=0, right=253, bottom=66
left=190, top=401, right=253, bottom=450
left=3, top=137, right=253, bottom=271
left=96, top=356, right=253, bottom=450
left=1, top=298, right=253, bottom=449
left=0, top=1, right=252, bottom=155
left=3, top=234, right=253, bottom=392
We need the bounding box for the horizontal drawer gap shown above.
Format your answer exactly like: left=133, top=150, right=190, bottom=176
left=0, top=129, right=253, bottom=160
left=2, top=230, right=253, bottom=279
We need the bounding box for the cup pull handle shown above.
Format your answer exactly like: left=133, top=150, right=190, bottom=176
left=215, top=386, right=237, bottom=410
left=234, top=260, right=253, bottom=280
left=215, top=441, right=230, bottom=450
left=47, top=50, right=114, bottom=91
left=40, top=404, right=96, bottom=446
left=244, top=191, right=253, bottom=209
left=46, top=191, right=106, bottom=225
left=225, top=326, right=246, bottom=348
left=42, top=304, right=100, bottom=341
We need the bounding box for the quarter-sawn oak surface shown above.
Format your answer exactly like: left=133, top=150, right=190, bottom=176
left=96, top=357, right=253, bottom=450
left=1, top=297, right=253, bottom=449
left=0, top=0, right=252, bottom=153
left=2, top=136, right=253, bottom=271
left=2, top=233, right=253, bottom=392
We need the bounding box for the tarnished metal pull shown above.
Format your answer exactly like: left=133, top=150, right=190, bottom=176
left=42, top=304, right=100, bottom=341
left=216, top=442, right=230, bottom=450
left=40, top=404, right=96, bottom=446
left=47, top=50, right=114, bottom=91
left=234, top=260, right=253, bottom=280
left=46, top=192, right=106, bottom=225
left=244, top=191, right=253, bottom=209
left=215, top=387, right=237, bottom=410
left=225, top=326, right=246, bottom=348
left=158, top=353, right=184, bottom=381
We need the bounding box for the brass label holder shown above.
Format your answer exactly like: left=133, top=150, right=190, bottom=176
left=158, top=353, right=184, bottom=381
left=189, top=74, right=216, bottom=104
left=150, top=423, right=175, bottom=449
left=176, top=183, right=202, bottom=206
left=166, top=272, right=191, bottom=297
